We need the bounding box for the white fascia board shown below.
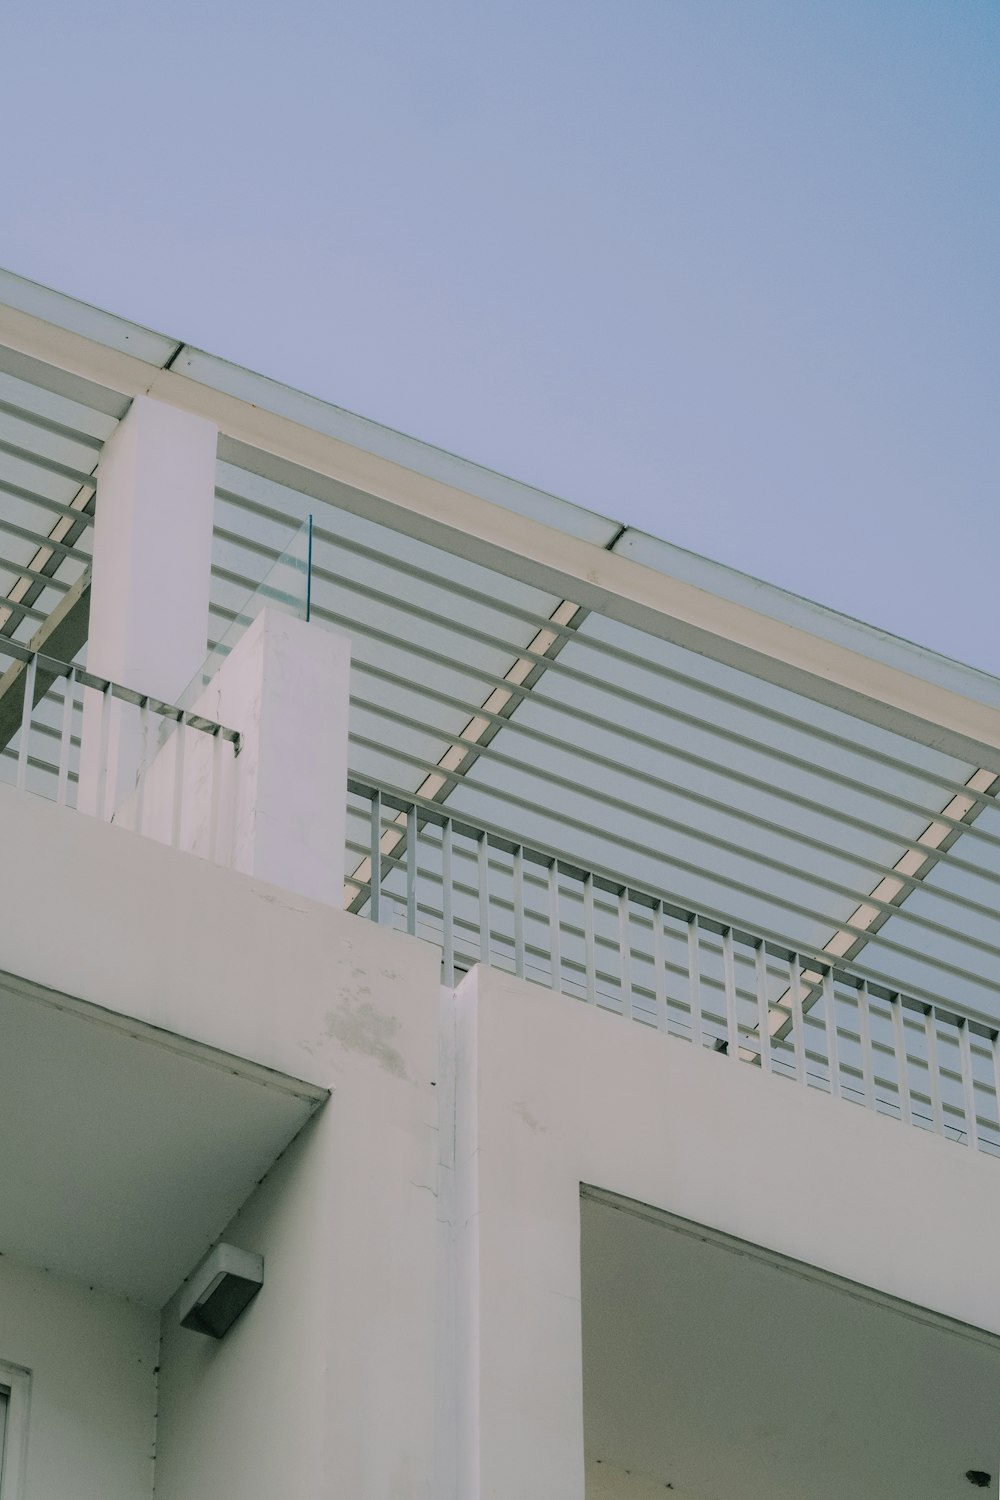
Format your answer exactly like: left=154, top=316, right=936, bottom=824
left=0, top=268, right=616, bottom=545
left=177, top=346, right=621, bottom=546
left=616, top=528, right=1000, bottom=714
left=0, top=267, right=180, bottom=366
left=2, top=293, right=1000, bottom=769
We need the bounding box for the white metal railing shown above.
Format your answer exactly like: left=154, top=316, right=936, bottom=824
left=0, top=641, right=240, bottom=846
left=347, top=777, right=1000, bottom=1159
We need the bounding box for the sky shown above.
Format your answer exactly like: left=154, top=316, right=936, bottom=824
left=0, top=0, right=997, bottom=672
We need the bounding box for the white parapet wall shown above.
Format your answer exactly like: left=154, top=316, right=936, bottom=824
left=7, top=782, right=1000, bottom=1499
left=451, top=963, right=1000, bottom=1500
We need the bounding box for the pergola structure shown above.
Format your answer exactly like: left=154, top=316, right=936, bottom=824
left=2, top=265, right=1000, bottom=1029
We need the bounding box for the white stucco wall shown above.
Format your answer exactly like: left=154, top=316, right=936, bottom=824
left=111, top=610, right=351, bottom=910
left=153, top=931, right=441, bottom=1500
left=0, top=1255, right=157, bottom=1500
left=0, top=786, right=443, bottom=1500
left=154, top=1116, right=333, bottom=1500
left=454, top=964, right=1000, bottom=1500
left=7, top=788, right=1000, bottom=1499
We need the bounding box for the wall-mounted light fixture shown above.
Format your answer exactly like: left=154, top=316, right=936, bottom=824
left=179, top=1244, right=264, bottom=1338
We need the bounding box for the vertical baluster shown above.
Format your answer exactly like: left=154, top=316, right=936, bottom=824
left=97, top=679, right=113, bottom=821
left=584, top=873, right=597, bottom=1005
left=56, top=666, right=75, bottom=808
left=16, top=653, right=37, bottom=792
left=369, top=789, right=382, bottom=923
left=170, top=715, right=186, bottom=848
left=134, top=697, right=152, bottom=836
left=619, top=888, right=632, bottom=1021
left=548, top=859, right=562, bottom=991
left=208, top=727, right=225, bottom=862
left=756, top=942, right=772, bottom=1074
left=789, top=953, right=806, bottom=1085
left=687, top=915, right=703, bottom=1047
left=512, top=843, right=525, bottom=979
left=959, top=1020, right=978, bottom=1150
left=891, top=995, right=912, bottom=1127
left=478, top=831, right=491, bottom=966
left=822, top=969, right=839, bottom=1098
left=925, top=1007, right=944, bottom=1136
left=406, top=804, right=418, bottom=936
left=723, top=926, right=739, bottom=1062
left=442, top=818, right=454, bottom=985
left=858, top=982, right=875, bottom=1110
left=653, top=901, right=667, bottom=1033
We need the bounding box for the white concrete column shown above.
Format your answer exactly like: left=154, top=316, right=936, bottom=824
left=196, top=608, right=350, bottom=907
left=79, top=396, right=217, bottom=815
left=88, top=395, right=218, bottom=698
left=453, top=966, right=586, bottom=1500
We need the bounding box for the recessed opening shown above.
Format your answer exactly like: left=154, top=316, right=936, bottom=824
left=581, top=1187, right=1000, bottom=1499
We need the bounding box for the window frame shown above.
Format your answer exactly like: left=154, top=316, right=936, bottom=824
left=0, top=1362, right=30, bottom=1500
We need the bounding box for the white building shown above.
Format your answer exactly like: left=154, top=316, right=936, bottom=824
left=1, top=267, right=999, bottom=1500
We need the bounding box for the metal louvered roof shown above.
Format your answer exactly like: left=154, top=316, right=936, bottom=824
left=2, top=265, right=1000, bottom=1031
left=0, top=360, right=116, bottom=645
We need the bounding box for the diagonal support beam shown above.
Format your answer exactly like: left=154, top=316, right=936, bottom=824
left=0, top=568, right=91, bottom=752
left=0, top=440, right=98, bottom=750
left=344, top=526, right=628, bottom=913
left=344, top=598, right=587, bottom=911
left=736, top=767, right=1000, bottom=1062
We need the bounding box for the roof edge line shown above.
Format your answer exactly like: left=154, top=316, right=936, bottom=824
left=2, top=299, right=999, bottom=767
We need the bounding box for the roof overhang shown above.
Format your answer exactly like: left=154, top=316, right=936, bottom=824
left=0, top=968, right=328, bottom=1306
left=582, top=1187, right=1000, bottom=1499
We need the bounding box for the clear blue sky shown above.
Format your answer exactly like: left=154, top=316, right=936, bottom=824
left=1, top=1, right=997, bottom=671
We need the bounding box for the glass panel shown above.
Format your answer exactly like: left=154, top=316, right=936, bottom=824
left=181, top=515, right=312, bottom=710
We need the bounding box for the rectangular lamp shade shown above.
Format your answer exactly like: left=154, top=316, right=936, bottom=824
left=179, top=1243, right=264, bottom=1338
